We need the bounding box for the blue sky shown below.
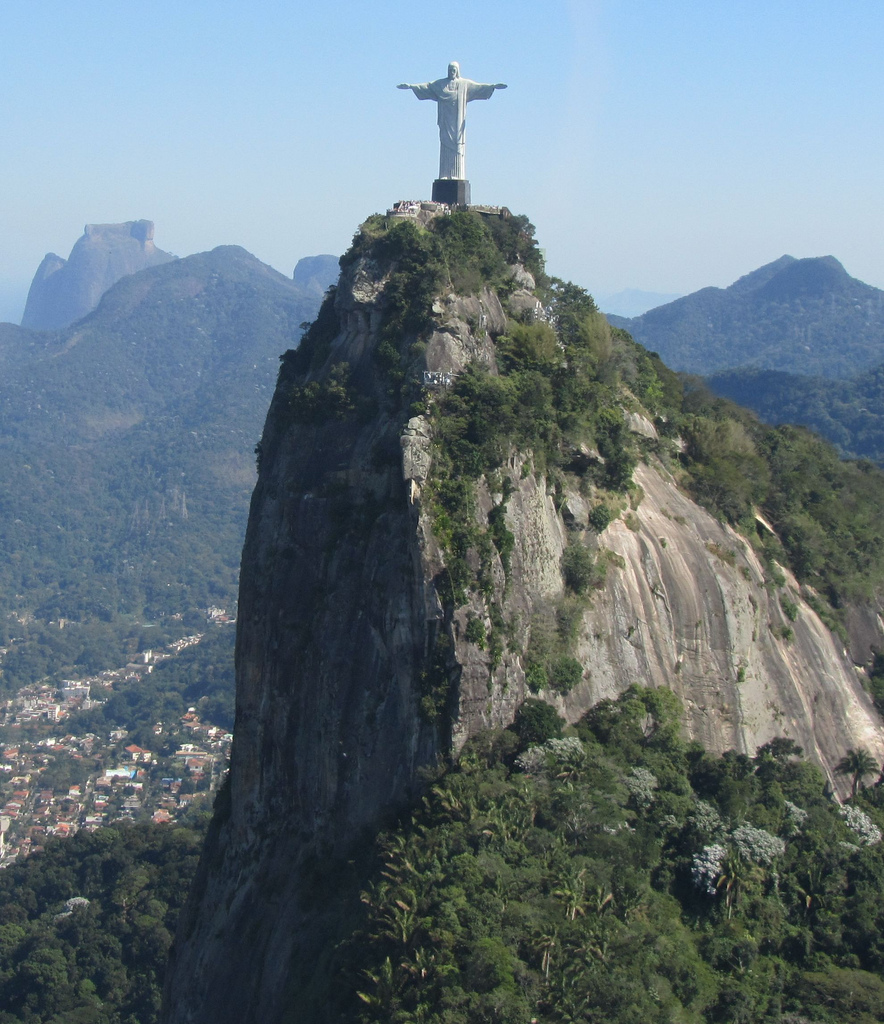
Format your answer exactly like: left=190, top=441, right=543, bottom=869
left=2, top=0, right=883, bottom=322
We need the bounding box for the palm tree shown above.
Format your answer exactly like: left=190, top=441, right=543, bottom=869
left=715, top=851, right=755, bottom=919
left=531, top=928, right=558, bottom=981
left=794, top=864, right=830, bottom=924
left=835, top=747, right=879, bottom=798
left=357, top=956, right=398, bottom=1012
left=553, top=868, right=588, bottom=921
left=378, top=895, right=420, bottom=947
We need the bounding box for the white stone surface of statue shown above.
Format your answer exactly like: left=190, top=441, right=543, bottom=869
left=397, top=62, right=507, bottom=180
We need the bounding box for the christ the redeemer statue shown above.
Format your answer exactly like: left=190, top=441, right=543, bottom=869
left=398, top=62, right=506, bottom=205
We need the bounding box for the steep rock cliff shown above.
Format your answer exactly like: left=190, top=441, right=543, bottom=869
left=164, top=213, right=884, bottom=1024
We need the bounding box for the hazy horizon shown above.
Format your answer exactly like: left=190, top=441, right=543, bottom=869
left=4, top=0, right=883, bottom=324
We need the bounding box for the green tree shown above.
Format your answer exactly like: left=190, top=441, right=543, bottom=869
left=511, top=698, right=563, bottom=746
left=560, top=544, right=598, bottom=595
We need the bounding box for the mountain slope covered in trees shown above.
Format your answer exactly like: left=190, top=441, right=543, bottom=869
left=608, top=255, right=884, bottom=378
left=0, top=247, right=328, bottom=691
left=8, top=692, right=884, bottom=1019
left=13, top=695, right=884, bottom=1024
left=334, top=688, right=884, bottom=1024
left=706, top=363, right=884, bottom=467
left=0, top=820, right=207, bottom=1024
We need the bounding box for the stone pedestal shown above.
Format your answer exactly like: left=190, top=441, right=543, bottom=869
left=432, top=179, right=471, bottom=206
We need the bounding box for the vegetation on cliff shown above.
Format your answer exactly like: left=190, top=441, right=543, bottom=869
left=6, top=206, right=884, bottom=1024
left=297, top=211, right=884, bottom=627
left=273, top=208, right=884, bottom=732
left=11, top=693, right=884, bottom=1024
left=155, top=212, right=884, bottom=1022
left=315, top=689, right=884, bottom=1023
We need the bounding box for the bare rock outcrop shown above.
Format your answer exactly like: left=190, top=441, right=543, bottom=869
left=422, top=456, right=883, bottom=774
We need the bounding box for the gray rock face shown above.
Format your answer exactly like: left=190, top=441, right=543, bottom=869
left=625, top=410, right=659, bottom=438
left=21, top=220, right=175, bottom=330
left=401, top=414, right=433, bottom=484
left=164, top=250, right=447, bottom=1024
left=564, top=467, right=884, bottom=775
left=163, top=235, right=884, bottom=1024
left=292, top=254, right=339, bottom=298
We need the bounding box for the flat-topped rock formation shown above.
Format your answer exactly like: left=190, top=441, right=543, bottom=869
left=21, top=219, right=176, bottom=330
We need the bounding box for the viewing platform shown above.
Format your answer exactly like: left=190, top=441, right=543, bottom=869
left=387, top=200, right=512, bottom=225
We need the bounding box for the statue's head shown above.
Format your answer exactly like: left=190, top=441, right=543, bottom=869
left=447, top=62, right=460, bottom=80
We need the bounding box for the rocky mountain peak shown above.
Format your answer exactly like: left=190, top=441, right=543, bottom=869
left=162, top=210, right=884, bottom=1024
left=292, top=253, right=340, bottom=298
left=21, top=219, right=176, bottom=330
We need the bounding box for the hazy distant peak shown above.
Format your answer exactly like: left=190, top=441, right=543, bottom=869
left=727, top=255, right=796, bottom=294
left=28, top=252, right=68, bottom=287
left=815, top=255, right=846, bottom=272
left=21, top=219, right=176, bottom=331
left=293, top=254, right=340, bottom=298
left=82, top=219, right=157, bottom=243
left=753, top=255, right=851, bottom=303
left=607, top=252, right=884, bottom=379
left=85, top=244, right=302, bottom=324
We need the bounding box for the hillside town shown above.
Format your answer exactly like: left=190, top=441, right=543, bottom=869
left=0, top=624, right=234, bottom=863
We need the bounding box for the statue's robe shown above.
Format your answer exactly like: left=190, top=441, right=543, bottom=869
left=405, top=76, right=498, bottom=179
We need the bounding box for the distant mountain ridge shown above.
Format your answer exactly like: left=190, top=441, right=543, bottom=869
left=0, top=246, right=334, bottom=688
left=21, top=220, right=177, bottom=330
left=608, top=255, right=884, bottom=378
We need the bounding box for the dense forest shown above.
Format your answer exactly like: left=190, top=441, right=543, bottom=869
left=8, top=691, right=884, bottom=1023
left=0, top=247, right=322, bottom=693
left=0, top=819, right=208, bottom=1024
left=337, top=687, right=884, bottom=1024
left=707, top=365, right=884, bottom=467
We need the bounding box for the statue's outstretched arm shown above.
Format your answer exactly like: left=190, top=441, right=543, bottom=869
left=465, top=81, right=507, bottom=102
left=397, top=82, right=435, bottom=100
